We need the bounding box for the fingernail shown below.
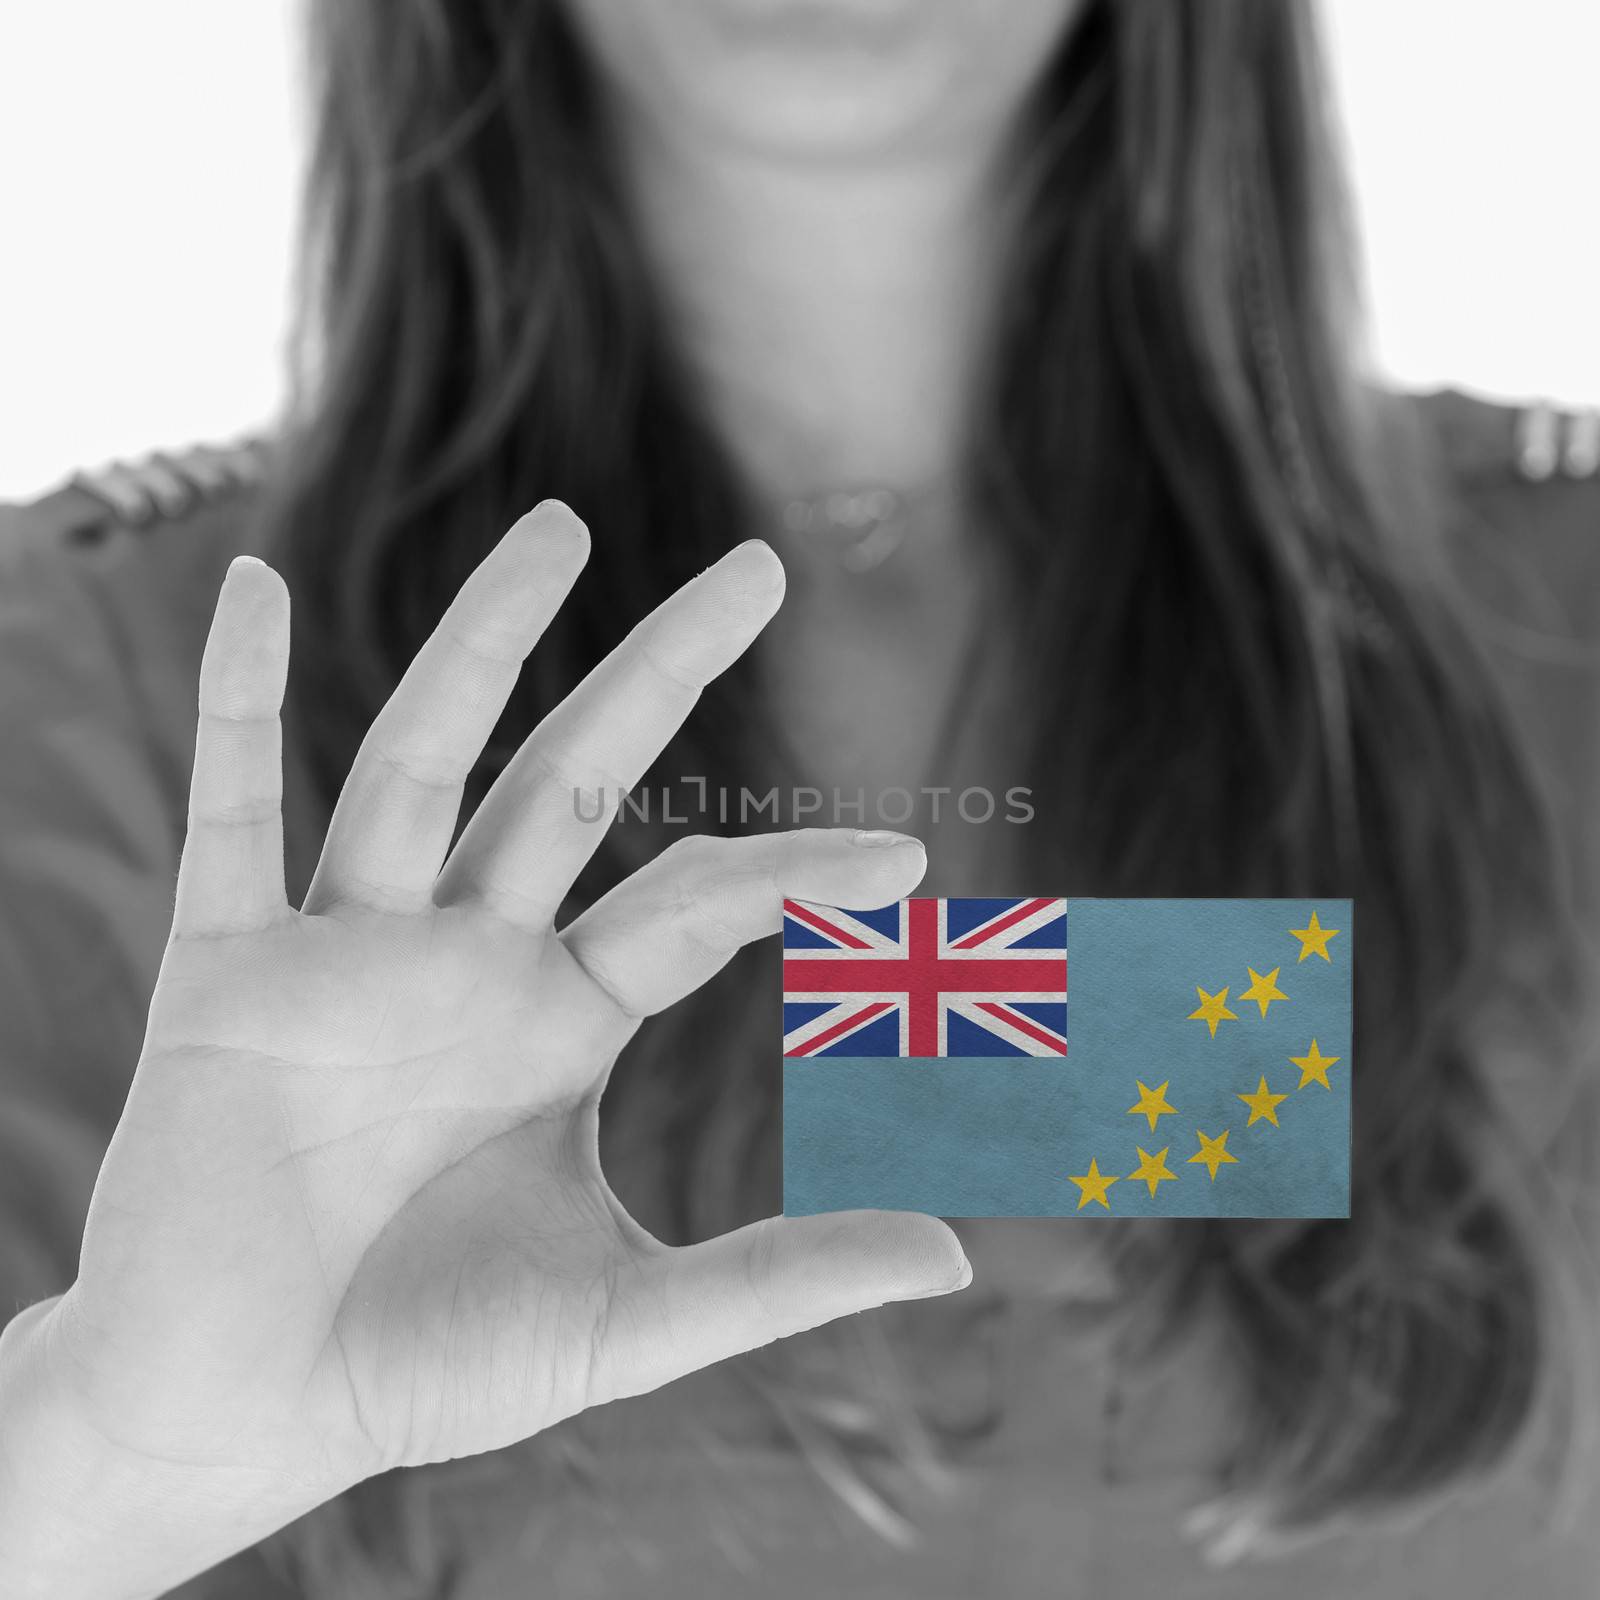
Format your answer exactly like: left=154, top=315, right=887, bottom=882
left=716, top=538, right=773, bottom=565
left=223, top=554, right=268, bottom=593
left=522, top=501, right=587, bottom=542
left=851, top=830, right=923, bottom=850
left=708, top=539, right=785, bottom=599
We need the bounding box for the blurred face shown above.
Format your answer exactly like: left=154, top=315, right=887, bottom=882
left=557, top=0, right=1087, bottom=162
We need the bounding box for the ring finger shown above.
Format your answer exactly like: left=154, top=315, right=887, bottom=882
left=300, top=502, right=589, bottom=917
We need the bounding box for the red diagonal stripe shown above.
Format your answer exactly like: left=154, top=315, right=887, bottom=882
left=973, top=1001, right=1068, bottom=1055
left=784, top=1000, right=894, bottom=1058
left=949, top=897, right=1059, bottom=950
left=782, top=901, right=873, bottom=950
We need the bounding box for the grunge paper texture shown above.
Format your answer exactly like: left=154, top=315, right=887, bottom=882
left=782, top=897, right=1352, bottom=1219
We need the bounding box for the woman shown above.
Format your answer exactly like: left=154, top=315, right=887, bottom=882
left=1, top=0, right=1597, bottom=1594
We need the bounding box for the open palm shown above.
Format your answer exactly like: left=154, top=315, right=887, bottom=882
left=52, top=504, right=966, bottom=1518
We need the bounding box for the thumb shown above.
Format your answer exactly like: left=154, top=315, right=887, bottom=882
left=591, top=1211, right=972, bottom=1406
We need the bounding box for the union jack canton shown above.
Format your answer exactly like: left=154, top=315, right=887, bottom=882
left=782, top=896, right=1069, bottom=1058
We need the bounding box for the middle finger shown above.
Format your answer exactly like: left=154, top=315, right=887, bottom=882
left=433, top=539, right=785, bottom=925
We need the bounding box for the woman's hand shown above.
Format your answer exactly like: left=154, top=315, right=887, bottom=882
left=0, top=502, right=967, bottom=1598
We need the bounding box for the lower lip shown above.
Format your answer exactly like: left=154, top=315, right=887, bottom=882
left=708, top=0, right=920, bottom=49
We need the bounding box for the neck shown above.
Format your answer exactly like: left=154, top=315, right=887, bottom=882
left=607, top=113, right=1011, bottom=509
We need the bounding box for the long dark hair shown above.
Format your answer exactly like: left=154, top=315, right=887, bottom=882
left=256, top=0, right=1597, bottom=1586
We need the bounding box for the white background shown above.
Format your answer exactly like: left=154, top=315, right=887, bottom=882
left=0, top=1, right=1595, bottom=500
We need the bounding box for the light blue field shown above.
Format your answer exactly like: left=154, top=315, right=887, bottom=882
left=782, top=898, right=1352, bottom=1219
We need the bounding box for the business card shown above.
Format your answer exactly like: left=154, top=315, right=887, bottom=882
left=782, top=897, right=1352, bottom=1218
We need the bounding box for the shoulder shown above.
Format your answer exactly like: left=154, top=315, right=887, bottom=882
left=0, top=436, right=270, bottom=569
left=0, top=435, right=330, bottom=913
left=1399, top=386, right=1600, bottom=919
left=0, top=435, right=277, bottom=979
left=1407, top=384, right=1600, bottom=493
left=0, top=436, right=277, bottom=868
left=1399, top=384, right=1600, bottom=624
left=0, top=437, right=272, bottom=706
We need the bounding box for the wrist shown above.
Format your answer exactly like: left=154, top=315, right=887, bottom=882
left=0, top=1294, right=323, bottom=1600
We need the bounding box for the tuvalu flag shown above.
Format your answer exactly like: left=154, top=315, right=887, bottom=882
left=782, top=897, right=1352, bottom=1219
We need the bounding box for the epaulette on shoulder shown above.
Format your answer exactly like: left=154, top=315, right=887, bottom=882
left=0, top=436, right=271, bottom=552
left=1412, top=386, right=1600, bottom=489
left=1410, top=386, right=1600, bottom=642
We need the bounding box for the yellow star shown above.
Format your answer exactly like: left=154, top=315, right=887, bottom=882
left=1128, top=1079, right=1178, bottom=1131
left=1289, top=910, right=1339, bottom=963
left=1067, top=1157, right=1120, bottom=1211
left=1187, top=1128, right=1239, bottom=1181
left=1128, top=1145, right=1178, bottom=1198
left=1237, top=1074, right=1288, bottom=1127
left=1240, top=966, right=1288, bottom=1019
left=1188, top=986, right=1238, bottom=1038
left=1290, top=1038, right=1340, bottom=1090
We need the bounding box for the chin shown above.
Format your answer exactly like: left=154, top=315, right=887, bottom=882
left=561, top=0, right=1085, bottom=161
